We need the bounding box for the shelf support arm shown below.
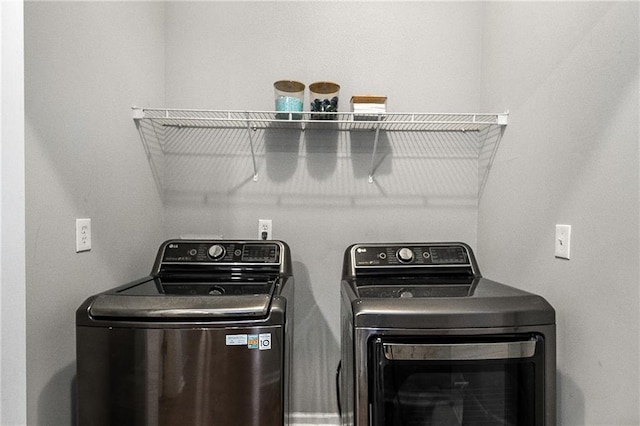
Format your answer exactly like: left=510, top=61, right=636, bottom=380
left=132, top=108, right=164, bottom=201
left=368, top=123, right=382, bottom=184
left=245, top=113, right=259, bottom=181
left=478, top=124, right=506, bottom=199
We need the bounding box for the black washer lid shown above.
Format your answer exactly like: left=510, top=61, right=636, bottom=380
left=89, top=293, right=272, bottom=319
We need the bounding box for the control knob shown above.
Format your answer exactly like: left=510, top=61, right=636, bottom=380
left=208, top=244, right=225, bottom=260
left=397, top=247, right=414, bottom=263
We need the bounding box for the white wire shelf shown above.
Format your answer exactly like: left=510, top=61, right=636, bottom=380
left=133, top=108, right=507, bottom=132
left=132, top=107, right=508, bottom=201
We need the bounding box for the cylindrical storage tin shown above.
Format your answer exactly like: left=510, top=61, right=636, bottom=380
left=309, top=81, right=340, bottom=120
left=274, top=80, right=305, bottom=120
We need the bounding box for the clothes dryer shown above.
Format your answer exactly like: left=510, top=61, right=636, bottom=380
left=340, top=242, right=555, bottom=426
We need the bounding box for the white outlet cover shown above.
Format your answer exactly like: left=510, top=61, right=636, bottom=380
left=258, top=219, right=272, bottom=240
left=76, top=218, right=91, bottom=252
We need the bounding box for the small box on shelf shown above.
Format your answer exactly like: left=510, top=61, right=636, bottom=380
left=351, top=95, right=387, bottom=121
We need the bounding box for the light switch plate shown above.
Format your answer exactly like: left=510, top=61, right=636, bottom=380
left=555, top=224, right=571, bottom=259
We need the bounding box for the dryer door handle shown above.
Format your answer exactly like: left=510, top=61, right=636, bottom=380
left=383, top=339, right=537, bottom=361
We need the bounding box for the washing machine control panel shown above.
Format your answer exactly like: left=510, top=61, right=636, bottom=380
left=352, top=244, right=470, bottom=268
left=161, top=241, right=281, bottom=265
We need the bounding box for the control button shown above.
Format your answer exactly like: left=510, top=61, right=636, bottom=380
left=397, top=247, right=414, bottom=263
left=208, top=286, right=225, bottom=296
left=378, top=252, right=387, bottom=260
left=399, top=289, right=414, bottom=298
left=189, top=249, right=198, bottom=256
left=208, top=244, right=225, bottom=260
left=422, top=251, right=430, bottom=259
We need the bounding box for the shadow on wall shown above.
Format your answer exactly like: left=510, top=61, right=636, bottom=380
left=304, top=129, right=340, bottom=180
left=38, top=362, right=77, bottom=426
left=154, top=126, right=480, bottom=208
left=290, top=261, right=340, bottom=419
left=556, top=371, right=585, bottom=426
left=264, top=128, right=301, bottom=182
left=350, top=130, right=391, bottom=180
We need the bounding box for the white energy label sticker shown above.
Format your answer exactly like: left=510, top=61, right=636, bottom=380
left=226, top=334, right=248, bottom=346
left=259, top=333, right=272, bottom=350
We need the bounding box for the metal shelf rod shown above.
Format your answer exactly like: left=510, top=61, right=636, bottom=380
left=245, top=113, right=258, bottom=181
left=368, top=124, right=382, bottom=184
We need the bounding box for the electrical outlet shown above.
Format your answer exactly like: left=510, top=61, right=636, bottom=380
left=76, top=218, right=91, bottom=252
left=258, top=219, right=272, bottom=240
left=555, top=224, right=571, bottom=259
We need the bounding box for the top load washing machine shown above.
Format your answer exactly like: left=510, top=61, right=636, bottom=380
left=76, top=239, right=293, bottom=426
left=340, top=242, right=555, bottom=426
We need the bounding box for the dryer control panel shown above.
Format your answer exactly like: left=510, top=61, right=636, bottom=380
left=344, top=243, right=478, bottom=278
left=352, top=244, right=469, bottom=267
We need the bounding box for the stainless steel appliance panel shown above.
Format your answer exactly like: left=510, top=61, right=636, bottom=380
left=340, top=242, right=556, bottom=426
left=343, top=325, right=556, bottom=426
left=77, top=240, right=293, bottom=426
left=370, top=334, right=546, bottom=425
left=77, top=324, right=283, bottom=426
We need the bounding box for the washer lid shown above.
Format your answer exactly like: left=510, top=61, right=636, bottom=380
left=88, top=277, right=274, bottom=319
left=89, top=293, right=272, bottom=319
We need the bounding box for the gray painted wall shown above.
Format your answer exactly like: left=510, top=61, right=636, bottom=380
left=1, top=1, right=27, bottom=424
left=162, top=2, right=482, bottom=420
left=25, top=3, right=165, bottom=425
left=478, top=2, right=640, bottom=425
left=22, top=1, right=640, bottom=425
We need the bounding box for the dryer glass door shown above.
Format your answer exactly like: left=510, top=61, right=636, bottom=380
left=369, top=334, right=545, bottom=426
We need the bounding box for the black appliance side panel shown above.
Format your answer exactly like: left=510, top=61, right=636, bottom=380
left=77, top=325, right=283, bottom=426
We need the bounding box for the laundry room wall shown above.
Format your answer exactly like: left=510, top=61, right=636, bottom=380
left=477, top=2, right=640, bottom=425
left=24, top=2, right=165, bottom=425
left=161, top=2, right=483, bottom=423
left=1, top=1, right=26, bottom=424
left=24, top=2, right=639, bottom=426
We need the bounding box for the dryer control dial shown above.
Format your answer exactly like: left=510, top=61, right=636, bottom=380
left=397, top=247, right=414, bottom=263
left=208, top=244, right=226, bottom=260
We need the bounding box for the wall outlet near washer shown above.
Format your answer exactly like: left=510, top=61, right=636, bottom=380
left=258, top=219, right=272, bottom=240
left=76, top=218, right=92, bottom=252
